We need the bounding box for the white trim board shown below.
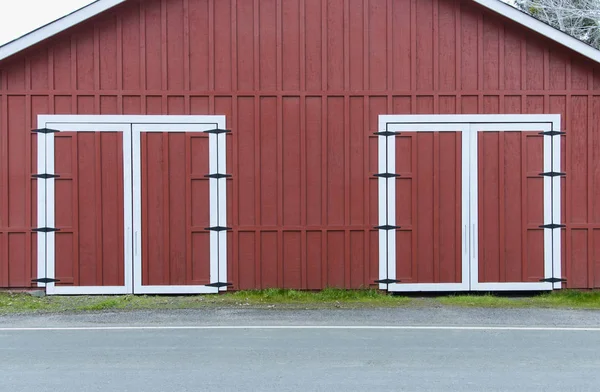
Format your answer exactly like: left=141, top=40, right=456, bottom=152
left=2, top=0, right=600, bottom=66
left=36, top=115, right=227, bottom=295
left=378, top=114, right=562, bottom=292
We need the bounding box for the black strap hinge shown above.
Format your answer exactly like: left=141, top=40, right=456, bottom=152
left=204, top=226, right=231, bottom=232
left=539, top=130, right=566, bottom=136
left=539, top=277, right=566, bottom=283
left=374, top=173, right=401, bottom=178
left=32, top=128, right=60, bottom=134
left=31, top=277, right=60, bottom=284
left=206, top=282, right=233, bottom=288
left=33, top=227, right=60, bottom=233
left=539, top=223, right=565, bottom=229
left=539, top=171, right=565, bottom=177
left=373, top=131, right=399, bottom=136
left=205, top=128, right=231, bottom=134
left=204, top=173, right=232, bottom=179
left=374, top=225, right=401, bottom=230
left=32, top=173, right=60, bottom=179
left=375, top=278, right=401, bottom=284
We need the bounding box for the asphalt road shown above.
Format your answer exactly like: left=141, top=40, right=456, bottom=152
left=1, top=308, right=600, bottom=392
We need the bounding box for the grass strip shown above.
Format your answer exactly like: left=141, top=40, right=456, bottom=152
left=1, top=289, right=600, bottom=314
left=439, top=290, right=600, bottom=309
left=0, top=288, right=408, bottom=314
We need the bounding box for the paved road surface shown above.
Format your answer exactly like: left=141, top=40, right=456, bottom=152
left=1, top=308, right=600, bottom=392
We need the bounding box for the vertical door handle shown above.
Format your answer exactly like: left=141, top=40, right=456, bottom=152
left=472, top=224, right=476, bottom=254
left=463, top=225, right=467, bottom=254
left=135, top=231, right=139, bottom=255
left=127, top=226, right=131, bottom=255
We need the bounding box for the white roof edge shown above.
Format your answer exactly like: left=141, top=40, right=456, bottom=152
left=0, top=0, right=599, bottom=65
left=472, top=0, right=600, bottom=64
left=0, top=0, right=126, bottom=62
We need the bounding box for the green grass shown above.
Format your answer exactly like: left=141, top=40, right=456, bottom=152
left=231, top=288, right=407, bottom=304
left=438, top=290, right=600, bottom=309
left=1, top=289, right=600, bottom=314
left=0, top=288, right=409, bottom=314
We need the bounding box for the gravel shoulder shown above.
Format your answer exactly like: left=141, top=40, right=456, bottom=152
left=2, top=305, right=600, bottom=328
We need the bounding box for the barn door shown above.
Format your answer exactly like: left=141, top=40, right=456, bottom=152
left=469, top=123, right=558, bottom=290
left=35, top=123, right=133, bottom=295
left=377, top=123, right=471, bottom=292
left=378, top=115, right=562, bottom=292
left=35, top=115, right=228, bottom=295
left=131, top=123, right=227, bottom=294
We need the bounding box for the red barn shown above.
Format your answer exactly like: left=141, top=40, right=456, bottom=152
left=0, top=0, right=599, bottom=294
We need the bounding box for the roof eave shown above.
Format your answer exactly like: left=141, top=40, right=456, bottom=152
left=473, top=0, right=600, bottom=64
left=0, top=0, right=127, bottom=62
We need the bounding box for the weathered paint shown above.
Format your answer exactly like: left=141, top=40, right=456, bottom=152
left=1, top=0, right=600, bottom=289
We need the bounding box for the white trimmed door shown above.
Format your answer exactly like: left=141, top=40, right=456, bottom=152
left=35, top=115, right=228, bottom=295
left=378, top=115, right=562, bottom=292
left=132, top=123, right=228, bottom=294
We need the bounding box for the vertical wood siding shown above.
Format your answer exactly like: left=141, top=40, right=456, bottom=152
left=54, top=131, right=125, bottom=287
left=477, top=131, right=545, bottom=283
left=140, top=132, right=212, bottom=285
left=395, top=132, right=463, bottom=284
left=1, top=0, right=600, bottom=288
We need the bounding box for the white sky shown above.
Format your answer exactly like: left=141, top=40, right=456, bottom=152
left=0, top=0, right=95, bottom=45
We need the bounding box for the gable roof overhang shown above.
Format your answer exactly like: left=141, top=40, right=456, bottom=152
left=0, top=0, right=126, bottom=62
left=1, top=0, right=600, bottom=65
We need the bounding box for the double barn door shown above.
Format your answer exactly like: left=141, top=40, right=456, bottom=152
left=35, top=116, right=227, bottom=295
left=378, top=115, right=563, bottom=292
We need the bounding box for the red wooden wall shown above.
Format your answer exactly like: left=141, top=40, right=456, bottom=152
left=477, top=131, right=545, bottom=283
left=54, top=131, right=125, bottom=287
left=396, top=132, right=463, bottom=284
left=141, top=132, right=212, bottom=286
left=1, top=0, right=600, bottom=289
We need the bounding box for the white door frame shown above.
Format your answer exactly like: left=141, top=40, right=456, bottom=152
left=377, top=123, right=471, bottom=292
left=36, top=115, right=227, bottom=295
left=36, top=121, right=133, bottom=295
left=132, top=123, right=226, bottom=294
left=378, top=114, right=562, bottom=292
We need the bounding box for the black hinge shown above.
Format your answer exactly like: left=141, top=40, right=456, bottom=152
left=539, top=171, right=566, bottom=177
left=32, top=128, right=60, bottom=134
left=539, top=223, right=566, bottom=229
left=204, top=226, right=231, bottom=232
left=374, top=173, right=401, bottom=178
left=539, top=277, right=567, bottom=283
left=205, top=128, right=231, bottom=134
left=374, top=225, right=401, bottom=230
left=204, top=173, right=232, bottom=179
left=32, top=173, right=60, bottom=179
left=375, top=278, right=401, bottom=284
left=206, top=282, right=232, bottom=288
left=32, top=227, right=60, bottom=233
left=373, top=131, right=399, bottom=136
left=31, top=277, right=60, bottom=284
left=539, top=130, right=566, bottom=136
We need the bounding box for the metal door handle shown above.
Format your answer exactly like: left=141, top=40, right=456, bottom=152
left=463, top=226, right=467, bottom=254
left=472, top=224, right=476, bottom=254
left=135, top=231, right=138, bottom=255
